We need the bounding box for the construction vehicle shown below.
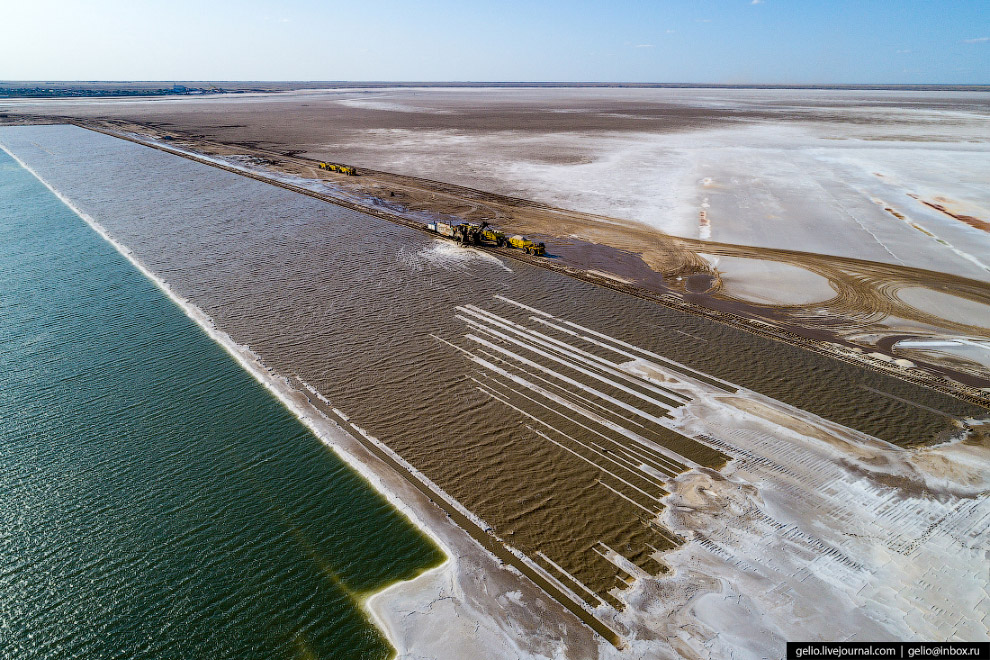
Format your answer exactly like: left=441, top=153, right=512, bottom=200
left=318, top=161, right=358, bottom=176
left=423, top=221, right=483, bottom=245
left=452, top=223, right=485, bottom=246
left=426, top=220, right=546, bottom=256
left=508, top=235, right=546, bottom=256
left=482, top=227, right=508, bottom=247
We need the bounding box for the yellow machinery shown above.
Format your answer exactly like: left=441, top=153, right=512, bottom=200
left=426, top=221, right=547, bottom=256
left=318, top=161, right=357, bottom=176
left=482, top=227, right=507, bottom=247
left=508, top=235, right=546, bottom=256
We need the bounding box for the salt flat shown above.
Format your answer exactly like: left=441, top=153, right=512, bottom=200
left=313, top=89, right=990, bottom=281
left=8, top=87, right=988, bottom=283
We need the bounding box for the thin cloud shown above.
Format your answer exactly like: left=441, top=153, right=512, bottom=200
left=666, top=29, right=675, bottom=34
left=963, top=36, right=988, bottom=43
left=696, top=18, right=712, bottom=23
left=751, top=0, right=764, bottom=4
left=896, top=49, right=912, bottom=54
left=634, top=44, right=655, bottom=48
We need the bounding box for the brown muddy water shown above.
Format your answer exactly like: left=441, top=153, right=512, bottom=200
left=2, top=124, right=982, bottom=605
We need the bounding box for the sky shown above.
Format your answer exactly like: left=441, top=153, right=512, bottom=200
left=2, top=0, right=988, bottom=84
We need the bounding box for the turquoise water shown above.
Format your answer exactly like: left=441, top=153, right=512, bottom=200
left=0, top=150, right=443, bottom=658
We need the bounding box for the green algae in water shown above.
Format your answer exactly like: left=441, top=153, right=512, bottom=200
left=0, top=149, right=443, bottom=659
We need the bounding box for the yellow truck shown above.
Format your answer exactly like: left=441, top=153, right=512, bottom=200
left=508, top=235, right=546, bottom=256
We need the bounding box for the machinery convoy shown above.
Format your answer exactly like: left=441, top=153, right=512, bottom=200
left=315, top=156, right=543, bottom=255
left=318, top=161, right=357, bottom=175
left=427, top=220, right=546, bottom=256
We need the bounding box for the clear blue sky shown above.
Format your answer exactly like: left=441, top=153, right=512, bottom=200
left=3, top=0, right=988, bottom=83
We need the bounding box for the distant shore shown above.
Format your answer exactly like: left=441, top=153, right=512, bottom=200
left=2, top=80, right=989, bottom=98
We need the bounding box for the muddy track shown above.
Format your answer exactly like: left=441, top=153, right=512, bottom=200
left=685, top=238, right=990, bottom=335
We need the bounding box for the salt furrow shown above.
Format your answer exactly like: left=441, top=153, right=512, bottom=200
left=596, top=543, right=652, bottom=581
left=535, top=552, right=604, bottom=607
left=469, top=350, right=697, bottom=469
left=465, top=304, right=687, bottom=404
left=589, top=474, right=661, bottom=516
left=515, top=364, right=652, bottom=431
left=459, top=309, right=681, bottom=412
left=466, top=332, right=676, bottom=429
left=493, top=294, right=553, bottom=317
left=559, top=319, right=737, bottom=391
left=585, top=440, right=671, bottom=481
left=489, top=296, right=727, bottom=394
left=439, top=296, right=989, bottom=650
left=472, top=341, right=688, bottom=474
left=474, top=368, right=682, bottom=477
left=530, top=315, right=695, bottom=393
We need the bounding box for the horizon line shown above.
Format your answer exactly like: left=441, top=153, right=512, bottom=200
left=2, top=80, right=989, bottom=89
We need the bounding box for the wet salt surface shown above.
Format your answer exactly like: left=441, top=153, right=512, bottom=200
left=709, top=255, right=836, bottom=306
left=896, top=286, right=990, bottom=329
